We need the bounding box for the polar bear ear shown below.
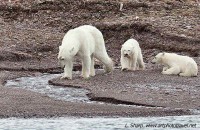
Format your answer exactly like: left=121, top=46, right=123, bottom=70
left=70, top=47, right=74, bottom=53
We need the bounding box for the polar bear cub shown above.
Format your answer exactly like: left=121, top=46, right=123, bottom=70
left=58, top=25, right=113, bottom=79
left=120, top=39, right=145, bottom=71
left=152, top=52, right=198, bottom=77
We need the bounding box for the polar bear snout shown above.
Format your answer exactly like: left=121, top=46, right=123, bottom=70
left=123, top=51, right=132, bottom=58
left=151, top=58, right=156, bottom=64
left=58, top=56, right=66, bottom=68
left=124, top=53, right=129, bottom=58
left=151, top=56, right=159, bottom=64
left=60, top=64, right=65, bottom=68
left=59, top=62, right=65, bottom=68
left=58, top=59, right=66, bottom=68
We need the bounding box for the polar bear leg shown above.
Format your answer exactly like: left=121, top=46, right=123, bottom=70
left=82, top=56, right=91, bottom=79
left=137, top=52, right=145, bottom=70
left=130, top=55, right=137, bottom=71
left=179, top=68, right=193, bottom=77
left=61, top=60, right=73, bottom=79
left=121, top=56, right=130, bottom=71
left=179, top=72, right=191, bottom=77
left=90, top=55, right=95, bottom=76
left=131, top=60, right=136, bottom=71
left=136, top=62, right=139, bottom=70
left=179, top=63, right=198, bottom=77
left=162, top=66, right=180, bottom=75
left=95, top=54, right=113, bottom=73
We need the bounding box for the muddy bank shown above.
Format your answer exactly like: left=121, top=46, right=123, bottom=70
left=50, top=66, right=200, bottom=110
left=1, top=71, right=193, bottom=118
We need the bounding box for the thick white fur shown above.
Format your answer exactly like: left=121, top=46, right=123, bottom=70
left=152, top=52, right=198, bottom=77
left=58, top=25, right=113, bottom=79
left=120, top=39, right=145, bottom=71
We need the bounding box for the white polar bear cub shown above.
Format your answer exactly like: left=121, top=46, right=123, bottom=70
left=152, top=52, right=198, bottom=77
left=120, top=39, right=145, bottom=71
left=58, top=25, right=113, bottom=79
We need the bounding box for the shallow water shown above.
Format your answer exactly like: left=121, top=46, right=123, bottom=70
left=5, top=73, right=200, bottom=110
left=0, top=115, right=199, bottom=130
left=5, top=73, right=191, bottom=104
left=5, top=73, right=92, bottom=103
left=4, top=73, right=164, bottom=108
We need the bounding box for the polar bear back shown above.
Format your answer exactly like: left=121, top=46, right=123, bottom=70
left=61, top=25, right=106, bottom=56
left=163, top=53, right=198, bottom=73
left=122, top=38, right=139, bottom=48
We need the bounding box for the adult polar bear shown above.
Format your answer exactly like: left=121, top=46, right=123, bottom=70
left=58, top=25, right=113, bottom=79
left=120, top=39, right=145, bottom=71
left=152, top=52, right=198, bottom=77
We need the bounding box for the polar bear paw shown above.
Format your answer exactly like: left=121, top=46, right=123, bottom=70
left=81, top=74, right=90, bottom=79
left=161, top=71, right=171, bottom=75
left=162, top=67, right=168, bottom=71
left=121, top=68, right=128, bottom=71
left=179, top=73, right=191, bottom=77
left=60, top=75, right=72, bottom=80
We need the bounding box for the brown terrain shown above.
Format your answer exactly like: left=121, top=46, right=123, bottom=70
left=0, top=0, right=199, bottom=118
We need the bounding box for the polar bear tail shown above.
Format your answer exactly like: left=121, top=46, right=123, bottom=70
left=94, top=51, right=114, bottom=73
left=104, top=57, right=114, bottom=73
left=96, top=54, right=113, bottom=73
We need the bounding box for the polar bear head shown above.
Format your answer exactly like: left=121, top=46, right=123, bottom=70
left=58, top=46, right=75, bottom=68
left=121, top=45, right=134, bottom=58
left=151, top=52, right=165, bottom=64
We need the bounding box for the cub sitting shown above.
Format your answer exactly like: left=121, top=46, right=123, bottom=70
left=152, top=52, right=198, bottom=77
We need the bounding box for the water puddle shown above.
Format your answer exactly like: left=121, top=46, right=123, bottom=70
left=0, top=115, right=199, bottom=130
left=5, top=73, right=92, bottom=103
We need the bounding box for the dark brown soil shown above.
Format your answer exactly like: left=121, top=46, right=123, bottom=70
left=0, top=0, right=199, bottom=118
